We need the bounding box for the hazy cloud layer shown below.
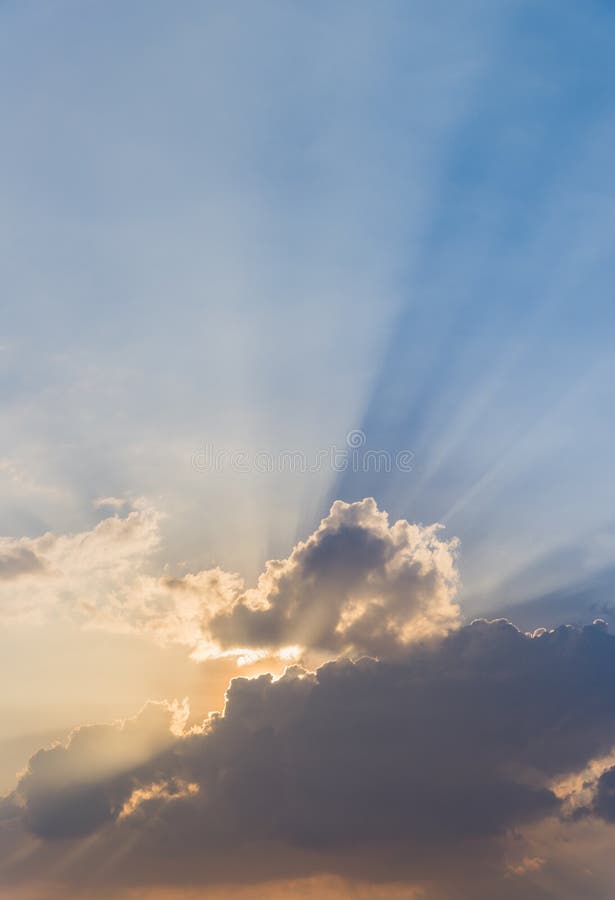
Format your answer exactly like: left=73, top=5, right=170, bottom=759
left=4, top=620, right=615, bottom=898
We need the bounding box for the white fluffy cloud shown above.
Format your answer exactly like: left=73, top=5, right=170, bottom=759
left=205, top=497, right=460, bottom=661
left=0, top=498, right=460, bottom=662
left=0, top=500, right=161, bottom=625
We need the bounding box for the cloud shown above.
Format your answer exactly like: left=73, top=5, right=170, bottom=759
left=4, top=502, right=615, bottom=896
left=8, top=701, right=187, bottom=839
left=0, top=498, right=460, bottom=662
left=0, top=500, right=161, bottom=625
left=0, top=546, right=47, bottom=581
left=206, top=497, right=460, bottom=661
left=4, top=620, right=615, bottom=897
left=93, top=497, right=130, bottom=511
left=587, top=765, right=615, bottom=823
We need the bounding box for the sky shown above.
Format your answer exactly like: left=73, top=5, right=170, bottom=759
left=2, top=1, right=615, bottom=898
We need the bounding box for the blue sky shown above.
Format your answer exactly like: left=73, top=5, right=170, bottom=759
left=2, top=0, right=615, bottom=616
left=5, top=4, right=615, bottom=898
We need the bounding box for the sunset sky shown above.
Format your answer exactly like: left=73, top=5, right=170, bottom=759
left=2, top=2, right=615, bottom=898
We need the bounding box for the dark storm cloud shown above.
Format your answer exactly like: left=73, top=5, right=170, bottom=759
left=4, top=619, right=615, bottom=898
left=588, top=764, right=615, bottom=823
left=161, top=620, right=615, bottom=849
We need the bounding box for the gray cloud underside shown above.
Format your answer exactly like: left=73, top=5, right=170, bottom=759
left=4, top=619, right=615, bottom=898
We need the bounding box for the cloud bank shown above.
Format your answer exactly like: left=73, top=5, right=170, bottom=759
left=4, top=501, right=615, bottom=897
left=4, top=620, right=615, bottom=897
